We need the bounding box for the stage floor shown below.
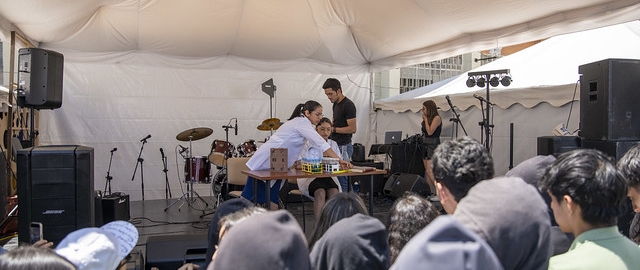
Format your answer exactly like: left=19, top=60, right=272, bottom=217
left=130, top=194, right=396, bottom=255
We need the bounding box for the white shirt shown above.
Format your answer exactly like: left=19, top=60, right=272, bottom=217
left=246, top=116, right=331, bottom=171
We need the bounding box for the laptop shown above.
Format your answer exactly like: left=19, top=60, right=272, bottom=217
left=384, top=131, right=403, bottom=144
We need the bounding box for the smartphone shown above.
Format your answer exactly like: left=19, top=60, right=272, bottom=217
left=29, top=222, right=43, bottom=244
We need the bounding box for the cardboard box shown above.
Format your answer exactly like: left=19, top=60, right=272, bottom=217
left=270, top=148, right=288, bottom=172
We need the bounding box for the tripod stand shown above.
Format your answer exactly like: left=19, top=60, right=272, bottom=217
left=166, top=127, right=212, bottom=213
left=131, top=135, right=150, bottom=201
left=104, top=148, right=117, bottom=196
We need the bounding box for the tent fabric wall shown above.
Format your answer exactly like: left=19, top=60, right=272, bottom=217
left=38, top=60, right=372, bottom=201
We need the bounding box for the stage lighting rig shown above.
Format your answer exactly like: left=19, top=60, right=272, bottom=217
left=464, top=69, right=511, bottom=151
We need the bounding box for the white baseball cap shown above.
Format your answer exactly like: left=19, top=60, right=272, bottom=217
left=55, top=221, right=138, bottom=270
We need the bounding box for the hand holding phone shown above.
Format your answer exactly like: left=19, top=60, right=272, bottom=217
left=30, top=222, right=43, bottom=244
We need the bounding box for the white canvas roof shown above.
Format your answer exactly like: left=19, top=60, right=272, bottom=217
left=1, top=0, right=640, bottom=73
left=374, top=21, right=640, bottom=113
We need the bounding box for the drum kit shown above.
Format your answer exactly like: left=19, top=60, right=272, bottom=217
left=166, top=117, right=281, bottom=211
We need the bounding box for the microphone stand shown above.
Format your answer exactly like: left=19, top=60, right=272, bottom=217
left=132, top=138, right=148, bottom=201
left=477, top=98, right=487, bottom=147
left=201, top=119, right=236, bottom=218
left=446, top=99, right=468, bottom=138
left=161, top=149, right=172, bottom=199
left=104, top=150, right=115, bottom=196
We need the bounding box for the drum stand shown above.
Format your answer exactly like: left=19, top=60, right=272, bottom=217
left=165, top=133, right=209, bottom=213
left=201, top=121, right=236, bottom=217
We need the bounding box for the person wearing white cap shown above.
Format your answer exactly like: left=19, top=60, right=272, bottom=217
left=55, top=220, right=138, bottom=270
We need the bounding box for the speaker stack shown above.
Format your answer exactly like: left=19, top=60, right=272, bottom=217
left=17, top=145, right=94, bottom=245
left=578, top=58, right=640, bottom=160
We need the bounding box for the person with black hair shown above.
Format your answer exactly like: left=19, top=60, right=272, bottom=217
left=322, top=78, right=357, bottom=192
left=386, top=192, right=440, bottom=264
left=307, top=192, right=368, bottom=250
left=0, top=246, right=76, bottom=270
left=240, top=100, right=351, bottom=209
left=431, top=136, right=494, bottom=214
left=540, top=149, right=640, bottom=269
left=617, top=142, right=640, bottom=245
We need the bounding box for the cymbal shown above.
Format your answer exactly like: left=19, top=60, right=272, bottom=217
left=176, top=127, right=213, bottom=141
left=261, top=118, right=282, bottom=125
left=257, top=122, right=282, bottom=131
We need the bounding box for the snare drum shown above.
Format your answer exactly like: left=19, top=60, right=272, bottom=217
left=209, top=140, right=235, bottom=167
left=184, top=156, right=211, bottom=183
left=237, top=140, right=257, bottom=157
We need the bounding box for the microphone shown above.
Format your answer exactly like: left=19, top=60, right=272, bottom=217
left=235, top=119, right=238, bottom=136
left=473, top=94, right=494, bottom=105
left=140, top=134, right=151, bottom=142
left=110, top=148, right=117, bottom=153
left=160, top=148, right=165, bottom=158
left=446, top=95, right=454, bottom=107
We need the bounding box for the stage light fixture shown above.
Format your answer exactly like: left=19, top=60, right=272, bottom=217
left=466, top=76, right=476, bottom=88
left=500, top=75, right=512, bottom=87
left=476, top=77, right=486, bottom=88
left=489, top=76, right=500, bottom=87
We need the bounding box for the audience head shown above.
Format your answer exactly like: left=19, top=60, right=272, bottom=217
left=212, top=210, right=310, bottom=270
left=618, top=142, right=640, bottom=244
left=390, top=215, right=503, bottom=270
left=454, top=176, right=551, bottom=270
left=387, top=192, right=440, bottom=264
left=308, top=192, right=368, bottom=249
left=618, top=142, right=640, bottom=213
left=431, top=136, right=494, bottom=213
left=218, top=206, right=267, bottom=241
left=55, top=221, right=138, bottom=270
left=310, top=213, right=390, bottom=270
left=205, top=198, right=253, bottom=266
left=0, top=246, right=76, bottom=270
left=506, top=155, right=557, bottom=223
left=539, top=149, right=627, bottom=230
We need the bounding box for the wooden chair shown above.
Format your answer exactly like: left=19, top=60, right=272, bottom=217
left=226, top=157, right=250, bottom=199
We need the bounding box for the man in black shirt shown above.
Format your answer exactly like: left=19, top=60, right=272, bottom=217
left=323, top=78, right=357, bottom=192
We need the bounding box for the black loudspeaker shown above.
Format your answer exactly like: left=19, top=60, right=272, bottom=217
left=16, top=48, right=64, bottom=109
left=102, top=193, right=131, bottom=223
left=579, top=58, right=640, bottom=141
left=146, top=234, right=208, bottom=270
left=390, top=143, right=426, bottom=176
left=384, top=173, right=429, bottom=198
left=537, top=136, right=581, bottom=157
left=581, top=139, right=638, bottom=161
left=17, top=145, right=94, bottom=245
left=352, top=161, right=384, bottom=196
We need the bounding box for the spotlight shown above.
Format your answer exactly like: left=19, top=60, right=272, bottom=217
left=489, top=76, right=500, bottom=87
left=466, top=77, right=476, bottom=88
left=500, top=75, right=512, bottom=87
left=476, top=77, right=486, bottom=88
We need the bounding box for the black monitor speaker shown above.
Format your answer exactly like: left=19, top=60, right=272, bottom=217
left=16, top=48, right=64, bottom=109
left=579, top=58, right=640, bottom=141
left=17, top=145, right=94, bottom=245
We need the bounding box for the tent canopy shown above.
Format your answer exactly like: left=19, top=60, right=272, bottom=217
left=374, top=21, right=640, bottom=113
left=1, top=0, right=640, bottom=74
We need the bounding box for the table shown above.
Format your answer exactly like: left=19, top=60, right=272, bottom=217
left=242, top=169, right=388, bottom=215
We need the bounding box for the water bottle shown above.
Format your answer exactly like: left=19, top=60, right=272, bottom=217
left=353, top=181, right=360, bottom=194
left=340, top=145, right=350, bottom=162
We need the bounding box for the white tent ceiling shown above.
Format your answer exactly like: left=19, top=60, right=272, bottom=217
left=1, top=0, right=640, bottom=73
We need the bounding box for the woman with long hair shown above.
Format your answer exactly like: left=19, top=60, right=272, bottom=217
left=421, top=100, right=442, bottom=196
